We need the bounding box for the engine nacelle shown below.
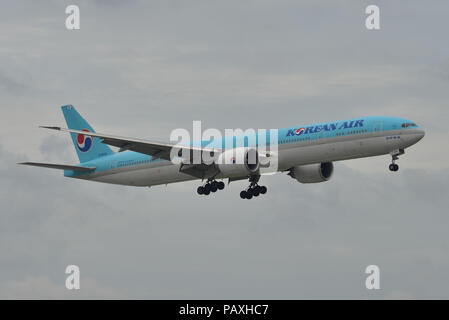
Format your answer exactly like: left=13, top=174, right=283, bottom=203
left=290, top=162, right=334, bottom=183
left=216, top=148, right=259, bottom=177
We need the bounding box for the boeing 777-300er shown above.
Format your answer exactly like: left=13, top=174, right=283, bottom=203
left=20, top=105, right=425, bottom=199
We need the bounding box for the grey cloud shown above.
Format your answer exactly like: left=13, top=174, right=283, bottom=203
left=0, top=71, right=27, bottom=94
left=0, top=276, right=120, bottom=299
left=39, top=134, right=76, bottom=163
left=2, top=143, right=449, bottom=299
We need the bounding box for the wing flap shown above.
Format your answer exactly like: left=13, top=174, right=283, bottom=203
left=19, top=162, right=96, bottom=172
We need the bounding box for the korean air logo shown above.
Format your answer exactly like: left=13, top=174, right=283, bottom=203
left=76, top=129, right=93, bottom=152
left=295, top=127, right=305, bottom=135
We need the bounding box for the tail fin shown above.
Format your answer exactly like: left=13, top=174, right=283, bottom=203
left=61, top=105, right=114, bottom=163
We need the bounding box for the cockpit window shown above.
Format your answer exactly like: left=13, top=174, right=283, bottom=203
left=401, top=122, right=418, bottom=128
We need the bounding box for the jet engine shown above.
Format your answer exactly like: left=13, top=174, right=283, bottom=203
left=289, top=162, right=334, bottom=183
left=216, top=148, right=260, bottom=177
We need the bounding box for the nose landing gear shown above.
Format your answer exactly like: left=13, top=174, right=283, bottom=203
left=389, top=163, right=399, bottom=172
left=388, top=149, right=403, bottom=172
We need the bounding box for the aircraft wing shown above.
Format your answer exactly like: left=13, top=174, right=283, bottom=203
left=19, top=162, right=96, bottom=172
left=40, top=126, right=221, bottom=163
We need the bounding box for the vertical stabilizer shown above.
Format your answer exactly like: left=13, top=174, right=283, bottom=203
left=61, top=105, right=114, bottom=163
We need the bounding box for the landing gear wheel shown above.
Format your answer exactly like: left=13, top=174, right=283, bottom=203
left=388, top=151, right=403, bottom=173
left=253, top=187, right=260, bottom=197
left=197, top=179, right=224, bottom=196
left=239, top=175, right=268, bottom=199
left=389, top=163, right=399, bottom=172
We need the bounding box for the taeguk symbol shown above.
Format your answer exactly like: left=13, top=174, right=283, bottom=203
left=295, top=127, right=305, bottom=135
left=76, top=129, right=93, bottom=152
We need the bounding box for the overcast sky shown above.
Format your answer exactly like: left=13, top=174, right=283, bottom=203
left=1, top=0, right=448, bottom=299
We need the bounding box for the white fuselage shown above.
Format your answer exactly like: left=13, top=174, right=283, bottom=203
left=77, top=127, right=424, bottom=187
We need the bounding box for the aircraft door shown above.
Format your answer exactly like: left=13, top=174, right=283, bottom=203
left=373, top=122, right=383, bottom=133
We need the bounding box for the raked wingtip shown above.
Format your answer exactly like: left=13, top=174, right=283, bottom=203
left=39, top=126, right=61, bottom=130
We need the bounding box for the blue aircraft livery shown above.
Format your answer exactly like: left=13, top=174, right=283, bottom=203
left=286, top=120, right=364, bottom=136
left=19, top=105, right=425, bottom=200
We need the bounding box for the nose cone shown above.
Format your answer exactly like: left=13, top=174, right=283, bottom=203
left=416, top=129, right=425, bottom=141
left=408, top=128, right=425, bottom=146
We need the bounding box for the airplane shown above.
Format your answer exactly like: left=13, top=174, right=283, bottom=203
left=19, top=105, right=425, bottom=199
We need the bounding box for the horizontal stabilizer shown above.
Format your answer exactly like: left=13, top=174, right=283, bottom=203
left=18, top=162, right=96, bottom=172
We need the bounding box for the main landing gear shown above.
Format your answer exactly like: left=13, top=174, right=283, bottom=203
left=240, top=185, right=267, bottom=200
left=240, top=175, right=267, bottom=200
left=197, top=179, right=225, bottom=196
